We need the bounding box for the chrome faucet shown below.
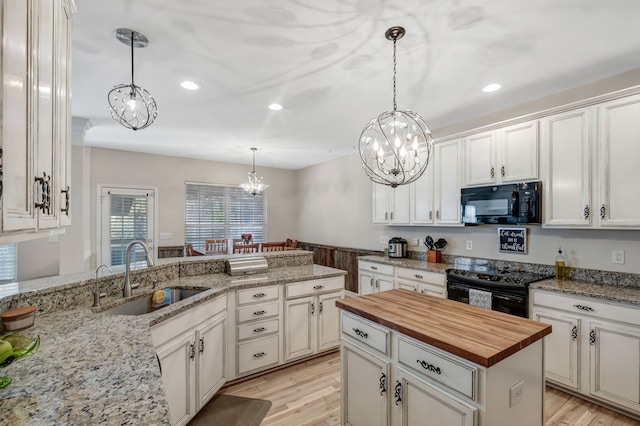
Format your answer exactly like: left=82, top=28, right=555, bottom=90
left=93, top=264, right=113, bottom=307
left=123, top=240, right=155, bottom=297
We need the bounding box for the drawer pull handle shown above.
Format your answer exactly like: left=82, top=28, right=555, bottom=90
left=253, top=293, right=266, bottom=298
left=353, top=328, right=368, bottom=339
left=371, top=266, right=378, bottom=270
left=571, top=325, right=578, bottom=341
left=199, top=338, right=204, bottom=354
left=253, top=352, right=266, bottom=359
left=417, top=359, right=441, bottom=375
left=379, top=372, right=386, bottom=395
left=394, top=381, right=402, bottom=405
left=414, top=274, right=423, bottom=279
left=590, top=329, right=597, bottom=345
left=313, top=285, right=324, bottom=290
left=573, top=304, right=594, bottom=312
left=253, top=310, right=266, bottom=316
left=190, top=343, right=196, bottom=360
left=253, top=327, right=266, bottom=334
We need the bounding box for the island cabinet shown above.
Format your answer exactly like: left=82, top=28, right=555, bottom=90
left=337, top=289, right=552, bottom=426
left=284, top=276, right=343, bottom=361
left=531, top=289, right=640, bottom=417
left=150, top=294, right=227, bottom=426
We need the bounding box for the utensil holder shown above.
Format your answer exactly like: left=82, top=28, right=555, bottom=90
left=427, top=250, right=441, bottom=263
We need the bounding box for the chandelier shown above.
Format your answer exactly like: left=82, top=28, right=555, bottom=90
left=108, top=28, right=158, bottom=131
left=358, top=26, right=433, bottom=188
left=240, top=148, right=269, bottom=196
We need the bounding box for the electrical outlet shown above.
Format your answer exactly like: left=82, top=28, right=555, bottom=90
left=612, top=250, right=625, bottom=264
left=466, top=240, right=473, bottom=251
left=411, top=238, right=419, bottom=246
left=509, top=380, right=524, bottom=407
left=379, top=235, right=389, bottom=244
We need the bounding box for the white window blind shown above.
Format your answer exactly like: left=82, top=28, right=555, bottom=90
left=185, top=183, right=266, bottom=252
left=110, top=194, right=149, bottom=266
left=0, top=244, right=17, bottom=284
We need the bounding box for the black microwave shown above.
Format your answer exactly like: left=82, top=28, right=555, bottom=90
left=460, top=181, right=541, bottom=224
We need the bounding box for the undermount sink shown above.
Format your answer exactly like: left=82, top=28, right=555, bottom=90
left=101, top=288, right=206, bottom=316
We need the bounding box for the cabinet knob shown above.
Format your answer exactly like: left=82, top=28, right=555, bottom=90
left=500, top=165, right=505, bottom=177
left=319, top=301, right=324, bottom=313
left=414, top=274, right=423, bottom=279
left=490, top=167, right=495, bottom=178
left=600, top=204, right=606, bottom=219
left=436, top=210, right=440, bottom=220
left=379, top=372, right=387, bottom=395
left=429, top=210, right=433, bottom=220
left=390, top=212, right=394, bottom=220
left=311, top=302, right=315, bottom=315
left=583, top=205, right=590, bottom=219
left=385, top=212, right=388, bottom=220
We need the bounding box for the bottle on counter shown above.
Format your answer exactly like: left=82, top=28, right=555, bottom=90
left=555, top=246, right=566, bottom=280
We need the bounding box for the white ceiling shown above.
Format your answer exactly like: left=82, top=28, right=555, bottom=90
left=72, top=0, right=640, bottom=170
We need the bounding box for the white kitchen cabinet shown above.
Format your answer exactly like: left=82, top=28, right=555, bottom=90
left=596, top=94, right=640, bottom=227
left=1, top=0, right=75, bottom=237
left=434, top=139, right=463, bottom=225
left=410, top=147, right=436, bottom=225
left=373, top=183, right=410, bottom=225
left=284, top=277, right=343, bottom=362
left=463, top=121, right=539, bottom=187
left=358, top=260, right=395, bottom=295
left=396, top=267, right=446, bottom=298
left=531, top=289, right=640, bottom=416
left=151, top=294, right=227, bottom=426
left=541, top=108, right=592, bottom=227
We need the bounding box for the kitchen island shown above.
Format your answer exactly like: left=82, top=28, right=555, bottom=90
left=337, top=289, right=552, bottom=426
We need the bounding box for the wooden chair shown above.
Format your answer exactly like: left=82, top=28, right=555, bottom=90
left=205, top=239, right=227, bottom=254
left=184, top=243, right=204, bottom=256
left=232, top=238, right=245, bottom=246
left=232, top=243, right=260, bottom=254
left=285, top=239, right=298, bottom=250
left=261, top=242, right=286, bottom=252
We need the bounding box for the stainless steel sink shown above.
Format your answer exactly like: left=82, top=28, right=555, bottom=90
left=101, top=288, right=206, bottom=316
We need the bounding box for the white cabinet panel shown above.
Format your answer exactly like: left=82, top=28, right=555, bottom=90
left=434, top=140, right=462, bottom=225
left=463, top=131, right=495, bottom=187
left=499, top=121, right=539, bottom=183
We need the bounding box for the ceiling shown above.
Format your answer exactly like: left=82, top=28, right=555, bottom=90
left=72, top=0, right=640, bottom=170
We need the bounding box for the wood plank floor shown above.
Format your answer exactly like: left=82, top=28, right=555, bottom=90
left=220, top=350, right=640, bottom=426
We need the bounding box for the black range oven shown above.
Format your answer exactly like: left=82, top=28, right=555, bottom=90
left=446, top=268, right=551, bottom=318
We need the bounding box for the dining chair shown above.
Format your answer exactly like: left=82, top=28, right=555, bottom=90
left=232, top=238, right=245, bottom=246
left=232, top=243, right=260, bottom=254
left=261, top=242, right=286, bottom=252
left=285, top=239, right=298, bottom=249
left=205, top=239, right=228, bottom=254
left=184, top=243, right=204, bottom=256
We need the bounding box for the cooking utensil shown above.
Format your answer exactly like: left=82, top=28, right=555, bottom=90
left=434, top=238, right=448, bottom=251
left=425, top=236, right=434, bottom=250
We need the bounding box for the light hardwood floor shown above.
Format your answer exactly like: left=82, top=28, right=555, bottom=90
left=220, top=351, right=640, bottom=426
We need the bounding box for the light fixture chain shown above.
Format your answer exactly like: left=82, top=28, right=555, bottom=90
left=130, top=31, right=135, bottom=88
left=392, top=37, right=397, bottom=111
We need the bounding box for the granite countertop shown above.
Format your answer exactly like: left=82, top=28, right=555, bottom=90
left=530, top=278, right=640, bottom=306
left=0, top=264, right=345, bottom=425
left=357, top=255, right=451, bottom=274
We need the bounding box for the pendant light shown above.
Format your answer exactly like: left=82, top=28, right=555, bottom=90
left=358, top=26, right=433, bottom=188
left=240, top=148, right=269, bottom=196
left=108, top=28, right=158, bottom=131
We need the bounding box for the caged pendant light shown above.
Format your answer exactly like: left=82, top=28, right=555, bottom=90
left=358, top=26, right=433, bottom=188
left=108, top=28, right=158, bottom=131
left=240, top=148, right=269, bottom=196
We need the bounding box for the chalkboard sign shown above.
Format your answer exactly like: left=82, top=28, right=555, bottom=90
left=498, top=227, right=527, bottom=254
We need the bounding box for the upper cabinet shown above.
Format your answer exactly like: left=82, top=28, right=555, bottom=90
left=463, top=120, right=539, bottom=187
left=372, top=183, right=410, bottom=225
left=433, top=139, right=463, bottom=226
left=1, top=0, right=75, bottom=240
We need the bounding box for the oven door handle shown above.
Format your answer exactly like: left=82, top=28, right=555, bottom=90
left=492, top=293, right=525, bottom=303
left=446, top=283, right=470, bottom=292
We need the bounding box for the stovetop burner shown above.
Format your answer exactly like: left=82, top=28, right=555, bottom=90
left=446, top=267, right=551, bottom=287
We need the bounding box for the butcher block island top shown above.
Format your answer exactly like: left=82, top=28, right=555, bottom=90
left=336, top=288, right=552, bottom=367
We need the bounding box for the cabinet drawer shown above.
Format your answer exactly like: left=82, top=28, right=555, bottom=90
left=237, top=334, right=279, bottom=374
left=358, top=260, right=394, bottom=276
left=286, top=277, right=343, bottom=299
left=532, top=290, right=639, bottom=325
left=238, top=318, right=279, bottom=341
left=341, top=312, right=389, bottom=355
left=237, top=301, right=279, bottom=323
left=237, top=285, right=280, bottom=305
left=397, top=267, right=445, bottom=286
left=398, top=336, right=478, bottom=400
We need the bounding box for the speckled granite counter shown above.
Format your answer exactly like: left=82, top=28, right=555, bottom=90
left=530, top=278, right=640, bottom=306
left=0, top=255, right=345, bottom=425
left=357, top=255, right=451, bottom=274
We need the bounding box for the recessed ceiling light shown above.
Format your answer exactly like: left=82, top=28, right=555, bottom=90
left=482, top=83, right=501, bottom=93
left=180, top=81, right=200, bottom=90
left=269, top=103, right=283, bottom=111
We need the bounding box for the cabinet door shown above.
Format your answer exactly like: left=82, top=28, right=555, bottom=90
left=318, top=292, right=342, bottom=351
left=377, top=275, right=395, bottom=292
left=463, top=131, right=495, bottom=186
left=156, top=331, right=196, bottom=426
left=411, top=157, right=435, bottom=225
left=2, top=0, right=37, bottom=231
left=419, top=283, right=446, bottom=299
left=390, top=184, right=410, bottom=224
left=57, top=0, right=73, bottom=227
left=396, top=368, right=477, bottom=426
left=397, top=281, right=418, bottom=292
left=542, top=109, right=591, bottom=227
left=597, top=94, right=640, bottom=227
left=359, top=270, right=376, bottom=295
left=434, top=140, right=462, bottom=225
left=589, top=320, right=640, bottom=413
left=284, top=296, right=315, bottom=361
left=498, top=120, right=539, bottom=183
left=195, top=313, right=226, bottom=410
left=372, top=183, right=389, bottom=224
left=532, top=309, right=580, bottom=389
left=342, top=341, right=390, bottom=426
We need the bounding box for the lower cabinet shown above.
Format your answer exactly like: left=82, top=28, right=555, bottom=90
left=284, top=277, right=343, bottom=362
left=396, top=267, right=446, bottom=298
left=151, top=294, right=227, bottom=426
left=532, top=290, right=640, bottom=417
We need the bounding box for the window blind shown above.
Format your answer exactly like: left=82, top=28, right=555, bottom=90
left=110, top=194, right=149, bottom=266
left=185, top=183, right=266, bottom=251
left=0, top=244, right=17, bottom=284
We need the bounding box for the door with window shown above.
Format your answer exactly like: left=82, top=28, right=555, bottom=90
left=99, top=186, right=156, bottom=267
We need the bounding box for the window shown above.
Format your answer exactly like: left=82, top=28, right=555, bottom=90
left=0, top=244, right=17, bottom=284
left=185, top=183, right=266, bottom=252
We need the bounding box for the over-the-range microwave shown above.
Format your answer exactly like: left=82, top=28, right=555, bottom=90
left=460, top=181, right=541, bottom=225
